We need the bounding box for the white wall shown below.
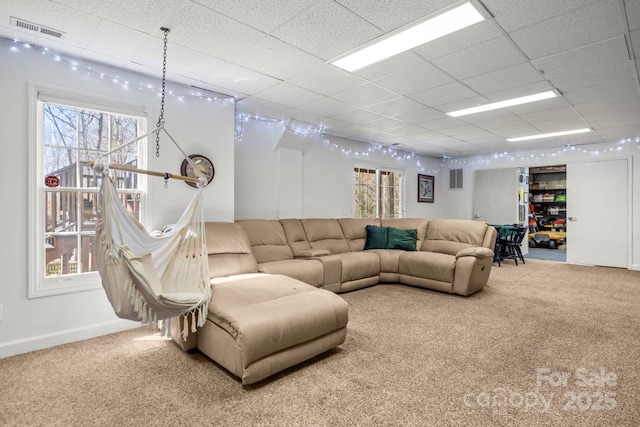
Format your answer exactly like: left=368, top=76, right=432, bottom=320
left=438, top=143, right=639, bottom=269
left=0, top=38, right=235, bottom=357
left=234, top=118, right=448, bottom=220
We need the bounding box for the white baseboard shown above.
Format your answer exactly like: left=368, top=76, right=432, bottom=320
left=631, top=264, right=640, bottom=271
left=0, top=319, right=140, bottom=359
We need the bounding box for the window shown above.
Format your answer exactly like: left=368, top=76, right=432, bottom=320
left=353, top=166, right=403, bottom=219
left=449, top=168, right=463, bottom=190
left=29, top=86, right=147, bottom=297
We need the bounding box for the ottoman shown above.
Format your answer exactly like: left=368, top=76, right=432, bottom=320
left=198, top=274, right=349, bottom=385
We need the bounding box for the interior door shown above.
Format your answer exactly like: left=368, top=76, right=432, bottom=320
left=566, top=159, right=628, bottom=268
left=473, top=168, right=519, bottom=224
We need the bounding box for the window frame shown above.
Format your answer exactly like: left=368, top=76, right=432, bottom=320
left=353, top=162, right=405, bottom=219
left=28, top=83, right=149, bottom=298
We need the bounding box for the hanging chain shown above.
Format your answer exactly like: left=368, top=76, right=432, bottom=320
left=155, top=27, right=170, bottom=157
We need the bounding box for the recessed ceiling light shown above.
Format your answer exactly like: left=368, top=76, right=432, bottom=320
left=507, top=128, right=591, bottom=142
left=330, top=1, right=485, bottom=72
left=447, top=91, right=558, bottom=117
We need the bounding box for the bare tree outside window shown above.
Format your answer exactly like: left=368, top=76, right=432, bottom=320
left=353, top=167, right=403, bottom=219
left=43, top=102, right=143, bottom=278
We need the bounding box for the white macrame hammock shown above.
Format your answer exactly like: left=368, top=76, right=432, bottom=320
left=93, top=150, right=211, bottom=340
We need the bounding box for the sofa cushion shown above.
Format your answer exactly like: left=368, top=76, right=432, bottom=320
left=339, top=252, right=380, bottom=282
left=338, top=218, right=381, bottom=251
left=364, top=225, right=388, bottom=250
left=381, top=218, right=428, bottom=249
left=204, top=222, right=258, bottom=278
left=280, top=219, right=311, bottom=253
left=398, top=251, right=456, bottom=283
left=236, top=219, right=293, bottom=263
left=301, top=219, right=350, bottom=254
left=257, top=259, right=324, bottom=288
left=422, top=219, right=489, bottom=255
left=369, top=249, right=403, bottom=273
left=387, top=227, right=417, bottom=251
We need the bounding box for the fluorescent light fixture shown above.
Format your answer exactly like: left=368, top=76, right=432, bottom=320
left=507, top=128, right=591, bottom=142
left=447, top=91, right=557, bottom=117
left=331, top=1, right=485, bottom=72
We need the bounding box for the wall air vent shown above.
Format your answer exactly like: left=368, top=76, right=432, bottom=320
left=10, top=17, right=65, bottom=39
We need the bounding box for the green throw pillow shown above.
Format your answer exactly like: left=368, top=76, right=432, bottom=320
left=364, top=225, right=388, bottom=250
left=387, top=227, right=417, bottom=251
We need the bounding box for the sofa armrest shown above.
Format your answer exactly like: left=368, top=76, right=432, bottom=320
left=294, top=248, right=331, bottom=258
left=456, top=247, right=494, bottom=260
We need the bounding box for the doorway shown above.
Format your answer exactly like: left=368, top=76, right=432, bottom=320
left=527, top=165, right=567, bottom=262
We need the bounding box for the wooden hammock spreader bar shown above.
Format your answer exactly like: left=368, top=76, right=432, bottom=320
left=89, top=160, right=200, bottom=184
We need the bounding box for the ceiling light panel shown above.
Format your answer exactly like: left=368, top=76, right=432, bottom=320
left=447, top=90, right=557, bottom=117
left=330, top=1, right=485, bottom=72
left=507, top=128, right=591, bottom=142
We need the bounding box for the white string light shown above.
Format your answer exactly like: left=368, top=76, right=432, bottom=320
left=234, top=112, right=445, bottom=174
left=5, top=37, right=234, bottom=103
left=8, top=36, right=639, bottom=172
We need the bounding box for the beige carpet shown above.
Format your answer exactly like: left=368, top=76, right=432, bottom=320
left=1, top=259, right=639, bottom=426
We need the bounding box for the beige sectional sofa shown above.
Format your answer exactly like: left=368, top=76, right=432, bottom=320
left=173, top=218, right=496, bottom=385
left=237, top=217, right=496, bottom=296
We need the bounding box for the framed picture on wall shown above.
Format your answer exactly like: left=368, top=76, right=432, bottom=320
left=418, top=174, right=434, bottom=203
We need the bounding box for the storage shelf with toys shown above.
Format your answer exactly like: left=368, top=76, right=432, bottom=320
left=529, top=165, right=567, bottom=231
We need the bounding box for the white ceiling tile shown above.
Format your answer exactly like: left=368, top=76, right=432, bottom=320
left=482, top=0, right=600, bottom=32
left=194, top=0, right=318, bottom=33
left=575, top=95, right=640, bottom=115
left=510, top=1, right=623, bottom=60
left=362, top=117, right=406, bottom=132
left=333, top=82, right=401, bottom=107
left=408, top=82, right=478, bottom=107
left=463, top=63, right=544, bottom=95
left=414, top=19, right=503, bottom=60
left=334, top=0, right=453, bottom=32
left=437, top=95, right=488, bottom=114
left=315, top=117, right=351, bottom=130
left=88, top=22, right=149, bottom=61
left=485, top=81, right=557, bottom=104
left=455, top=131, right=504, bottom=145
left=272, top=0, right=382, bottom=60
left=532, top=38, right=633, bottom=92
left=233, top=37, right=326, bottom=80
left=212, top=63, right=281, bottom=95
left=420, top=116, right=468, bottom=131
left=631, top=29, right=640, bottom=59
left=330, top=108, right=385, bottom=124
left=287, top=63, right=369, bottom=96
left=132, top=40, right=226, bottom=82
left=399, top=108, right=447, bottom=124
left=374, top=61, right=455, bottom=95
left=439, top=124, right=483, bottom=137
left=236, top=97, right=290, bottom=117
left=563, top=80, right=639, bottom=104
left=364, top=97, right=426, bottom=117
left=431, top=36, right=527, bottom=80
left=254, top=82, right=324, bottom=106
left=169, top=2, right=266, bottom=61
left=297, top=96, right=355, bottom=116
left=50, top=0, right=180, bottom=34
left=519, top=106, right=583, bottom=124
left=388, top=124, right=431, bottom=137
left=407, top=130, right=446, bottom=141
left=470, top=114, right=529, bottom=130
left=624, top=0, right=640, bottom=32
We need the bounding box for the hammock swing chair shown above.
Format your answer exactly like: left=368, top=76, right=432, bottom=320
left=92, top=28, right=211, bottom=338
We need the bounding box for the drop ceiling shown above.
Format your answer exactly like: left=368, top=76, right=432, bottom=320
left=1, top=0, right=640, bottom=157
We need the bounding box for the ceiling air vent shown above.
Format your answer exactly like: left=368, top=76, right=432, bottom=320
left=10, top=17, right=65, bottom=39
